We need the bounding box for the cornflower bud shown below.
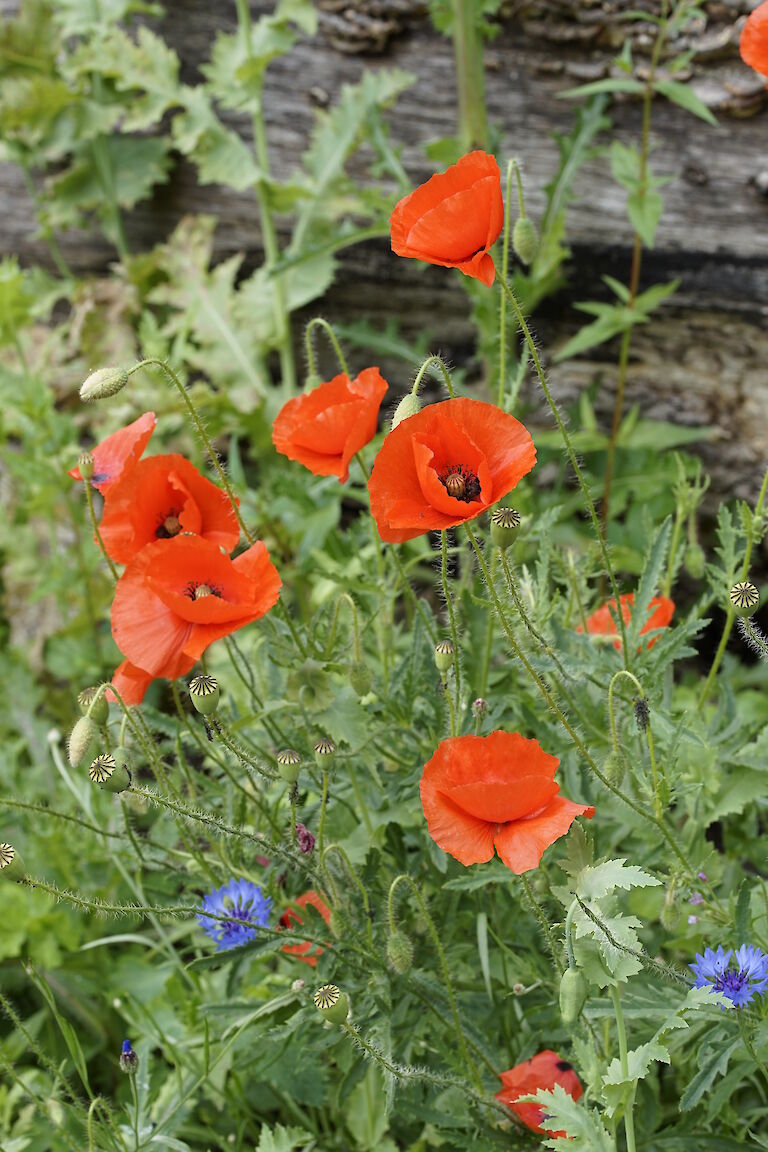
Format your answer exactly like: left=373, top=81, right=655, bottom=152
left=77, top=451, right=95, bottom=481
left=730, top=581, right=760, bottom=617
left=387, top=930, right=414, bottom=975
left=189, top=674, right=220, bottom=716
left=89, top=752, right=131, bottom=794
left=68, top=716, right=99, bottom=768
left=490, top=507, right=521, bottom=551
left=472, top=697, right=487, bottom=718
left=434, top=640, right=455, bottom=673
left=313, top=984, right=350, bottom=1025
left=80, top=367, right=129, bottom=402
left=314, top=739, right=336, bottom=767
left=0, top=843, right=25, bottom=882
left=391, top=392, right=421, bottom=430
left=276, top=749, right=302, bottom=784
left=78, top=686, right=109, bottom=726
left=559, top=968, right=588, bottom=1024
left=512, top=216, right=539, bottom=265
left=119, top=1039, right=138, bottom=1074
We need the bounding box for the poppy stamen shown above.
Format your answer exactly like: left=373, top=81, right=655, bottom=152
left=184, top=581, right=222, bottom=600
left=156, top=510, right=182, bottom=539
left=440, top=466, right=481, bottom=503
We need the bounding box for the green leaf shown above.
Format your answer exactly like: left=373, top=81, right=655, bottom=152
left=347, top=1066, right=390, bottom=1150
left=610, top=140, right=640, bottom=188
left=256, top=1123, right=313, bottom=1152
left=627, top=184, right=664, bottom=247
left=633, top=279, right=679, bottom=317
left=560, top=821, right=594, bottom=879
left=521, top=1084, right=614, bottom=1150
left=560, top=77, right=645, bottom=99
left=172, top=87, right=263, bottom=191
left=654, top=78, right=717, bottom=125
left=68, top=25, right=180, bottom=131
left=25, top=965, right=91, bottom=1094
left=575, top=859, right=661, bottom=900
left=553, top=302, right=645, bottom=362
left=680, top=1036, right=740, bottom=1111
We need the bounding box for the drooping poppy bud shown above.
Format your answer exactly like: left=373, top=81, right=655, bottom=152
left=684, top=544, right=705, bottom=580
left=512, top=216, right=539, bottom=265
left=387, top=930, right=414, bottom=975
left=559, top=967, right=588, bottom=1024
left=348, top=661, right=372, bottom=697
left=77, top=451, right=95, bottom=481
left=390, top=392, right=422, bottom=430
left=80, top=367, right=129, bottom=402
left=68, top=716, right=99, bottom=768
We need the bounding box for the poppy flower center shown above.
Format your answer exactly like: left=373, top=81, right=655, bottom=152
left=184, top=581, right=222, bottom=600
left=156, top=511, right=182, bottom=538
left=440, top=466, right=481, bottom=503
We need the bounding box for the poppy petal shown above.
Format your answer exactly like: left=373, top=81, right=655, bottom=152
left=68, top=412, right=157, bottom=495
left=493, top=796, right=595, bottom=874
left=439, top=776, right=559, bottom=824
left=107, top=660, right=157, bottom=706
left=741, top=0, right=768, bottom=80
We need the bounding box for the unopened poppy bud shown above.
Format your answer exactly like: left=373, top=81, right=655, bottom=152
left=89, top=752, right=131, bottom=793
left=68, top=716, right=99, bottom=768
left=295, top=822, right=315, bottom=854
left=313, top=984, right=350, bottom=1024
left=348, top=660, right=372, bottom=697
left=730, top=581, right=760, bottom=617
left=512, top=216, right=539, bottom=265
left=80, top=366, right=129, bottom=402
left=472, top=697, right=487, bottom=718
left=387, top=930, right=414, bottom=975
left=119, top=1039, right=138, bottom=1074
left=0, top=843, right=25, bottom=882
left=633, top=698, right=650, bottom=730
left=78, top=686, right=109, bottom=726
left=276, top=749, right=302, bottom=784
left=603, top=751, right=625, bottom=787
left=434, top=640, right=455, bottom=673
left=559, top=967, right=588, bottom=1024
left=490, top=507, right=521, bottom=550
left=189, top=674, right=220, bottom=716
left=77, top=451, right=95, bottom=480
left=684, top=544, right=705, bottom=580
left=391, top=392, right=421, bottom=430
left=314, top=738, right=336, bottom=766
left=660, top=891, right=682, bottom=932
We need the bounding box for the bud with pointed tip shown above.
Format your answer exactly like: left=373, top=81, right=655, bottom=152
left=80, top=367, right=129, bottom=402
left=490, top=507, right=521, bottom=551
left=120, top=1039, right=138, bottom=1074
left=348, top=660, right=372, bottom=697
left=391, top=392, right=421, bottom=430
left=78, top=686, right=109, bottom=726
left=189, top=674, right=220, bottom=716
left=276, top=749, right=302, bottom=784
left=0, top=843, right=25, bottom=882
left=387, top=930, right=414, bottom=975
left=313, top=983, right=350, bottom=1024
left=89, top=752, right=131, bottom=793
left=512, top=217, right=539, bottom=265
left=434, top=640, right=455, bottom=673
left=68, top=716, right=99, bottom=768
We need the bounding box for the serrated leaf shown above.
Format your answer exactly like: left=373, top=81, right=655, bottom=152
left=256, top=1123, right=312, bottom=1152
left=172, top=87, right=263, bottom=191
left=560, top=821, right=594, bottom=878
left=575, top=859, right=661, bottom=900
left=521, top=1084, right=614, bottom=1150
left=70, top=25, right=181, bottom=132
left=680, top=1037, right=740, bottom=1111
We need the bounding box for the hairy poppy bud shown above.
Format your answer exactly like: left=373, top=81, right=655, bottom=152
left=80, top=367, right=129, bottom=402
left=490, top=507, right=521, bottom=551
left=77, top=451, right=95, bottom=481
left=684, top=544, right=705, bottom=580
left=313, top=984, right=350, bottom=1024
left=189, top=674, right=220, bottom=716
left=730, top=581, right=760, bottom=617
left=603, top=751, right=625, bottom=787
left=68, top=716, right=99, bottom=768
left=89, top=752, right=131, bottom=793
left=559, top=967, right=588, bottom=1024
left=512, top=216, right=539, bottom=265
left=78, top=686, right=109, bottom=726
left=120, top=1039, right=138, bottom=1074
left=314, top=738, right=336, bottom=766
left=660, top=891, right=682, bottom=932
left=348, top=660, right=372, bottom=697
left=434, top=640, right=455, bottom=673
left=0, top=843, right=25, bottom=882
left=387, top=930, right=414, bottom=975
left=391, top=392, right=421, bottom=430
left=276, top=749, right=302, bottom=784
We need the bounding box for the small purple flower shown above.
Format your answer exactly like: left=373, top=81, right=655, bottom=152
left=296, top=823, right=315, bottom=855
left=688, top=915, right=699, bottom=925
left=198, top=878, right=272, bottom=952
left=697, top=871, right=708, bottom=882
left=689, top=892, right=704, bottom=906
left=690, top=944, right=768, bottom=1007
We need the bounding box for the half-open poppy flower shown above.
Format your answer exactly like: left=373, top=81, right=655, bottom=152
left=496, top=1050, right=583, bottom=1136
left=390, top=151, right=504, bottom=286
left=110, top=535, right=281, bottom=703
left=577, top=592, right=674, bottom=651
left=279, top=891, right=332, bottom=967
left=99, top=454, right=240, bottom=564
left=420, top=731, right=594, bottom=874
left=272, top=368, right=388, bottom=483
left=368, top=397, right=535, bottom=543
left=68, top=411, right=156, bottom=495
left=741, top=0, right=768, bottom=84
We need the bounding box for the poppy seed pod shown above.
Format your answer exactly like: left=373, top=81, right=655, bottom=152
left=0, top=843, right=25, bottom=882
left=684, top=544, right=705, bottom=580
left=512, top=216, right=539, bottom=265
left=314, top=738, right=336, bottom=766
left=434, top=640, right=455, bottom=673
left=730, top=581, right=760, bottom=617
left=390, top=392, right=421, bottom=430
left=558, top=967, right=588, bottom=1024
left=490, top=507, right=522, bottom=550
left=68, top=716, right=99, bottom=768
left=77, top=451, right=95, bottom=481
left=348, top=660, right=372, bottom=697
left=78, top=686, right=109, bottom=726
left=387, top=930, right=414, bottom=975
left=313, top=984, right=350, bottom=1025
left=189, top=674, right=220, bottom=716
left=276, top=749, right=302, bottom=784
left=89, top=752, right=131, bottom=793
left=80, top=366, right=129, bottom=402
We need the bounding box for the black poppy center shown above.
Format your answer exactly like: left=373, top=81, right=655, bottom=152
left=156, top=510, right=182, bottom=538
left=439, top=466, right=481, bottom=503
left=556, top=1060, right=573, bottom=1072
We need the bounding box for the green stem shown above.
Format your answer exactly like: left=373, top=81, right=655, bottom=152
left=520, top=873, right=564, bottom=976
left=317, top=769, right=330, bottom=856
left=499, top=550, right=569, bottom=681
left=346, top=761, right=374, bottom=839
left=412, top=355, right=456, bottom=399
left=564, top=899, right=578, bottom=969
left=611, top=984, right=637, bottom=1152
left=84, top=482, right=118, bottom=580
left=452, top=0, right=488, bottom=151
left=497, top=159, right=515, bottom=408
left=324, top=592, right=362, bottom=661
left=440, top=530, right=462, bottom=722
left=304, top=317, right=350, bottom=378
left=495, top=269, right=630, bottom=666
left=128, top=359, right=254, bottom=544
left=129, top=1074, right=140, bottom=1151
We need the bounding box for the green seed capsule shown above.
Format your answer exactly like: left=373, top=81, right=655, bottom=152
left=314, top=739, right=336, bottom=766
left=313, top=984, right=350, bottom=1024
left=276, top=749, right=301, bottom=784
left=434, top=640, right=455, bottom=673
left=0, top=843, right=25, bottom=882
left=730, top=581, right=760, bottom=617
left=89, top=753, right=131, bottom=794
left=68, top=716, right=99, bottom=768
left=559, top=968, right=588, bottom=1024
left=189, top=674, right=220, bottom=716
left=512, top=217, right=539, bottom=265
left=77, top=451, right=95, bottom=481
left=387, top=930, right=414, bottom=975
left=78, top=686, right=109, bottom=726
left=490, top=507, right=521, bottom=551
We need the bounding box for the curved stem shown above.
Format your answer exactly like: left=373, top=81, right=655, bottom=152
left=304, top=317, right=350, bottom=378
left=412, top=355, right=456, bottom=399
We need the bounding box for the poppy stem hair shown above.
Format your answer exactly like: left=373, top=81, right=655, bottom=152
left=126, top=359, right=254, bottom=547
left=494, top=270, right=631, bottom=667
left=607, top=670, right=663, bottom=820
left=410, top=355, right=456, bottom=400
left=83, top=481, right=119, bottom=581
left=303, top=317, right=350, bottom=380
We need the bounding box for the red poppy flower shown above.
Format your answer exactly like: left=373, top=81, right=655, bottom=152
left=98, top=454, right=240, bottom=564
left=390, top=151, right=504, bottom=286
left=368, top=397, right=535, bottom=543
left=272, top=368, right=388, bottom=483
left=741, top=0, right=768, bottom=83
left=420, top=732, right=594, bottom=874
left=110, top=535, right=281, bottom=701
left=109, top=660, right=156, bottom=707
left=577, top=592, right=675, bottom=651
left=68, top=411, right=156, bottom=495
left=279, top=891, right=331, bottom=967
left=496, top=1050, right=583, bottom=1136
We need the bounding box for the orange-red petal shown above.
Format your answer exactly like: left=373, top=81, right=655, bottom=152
left=741, top=0, right=768, bottom=80
left=280, top=891, right=331, bottom=966
left=107, top=659, right=159, bottom=706
left=68, top=412, right=156, bottom=495
left=578, top=592, right=675, bottom=651
left=496, top=1050, right=583, bottom=1136
left=493, top=796, right=596, bottom=875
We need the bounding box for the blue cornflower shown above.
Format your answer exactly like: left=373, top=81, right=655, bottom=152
left=690, top=944, right=768, bottom=1007
left=198, top=878, right=272, bottom=952
left=119, top=1039, right=138, bottom=1074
